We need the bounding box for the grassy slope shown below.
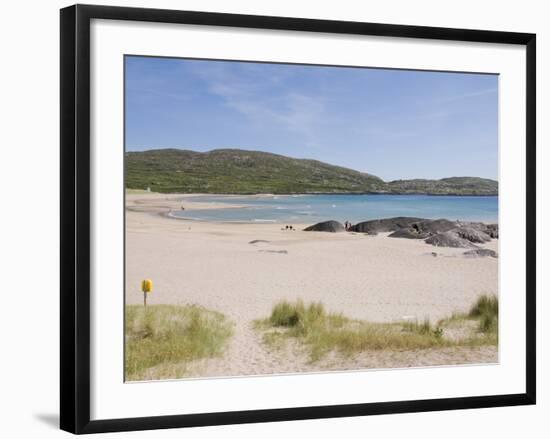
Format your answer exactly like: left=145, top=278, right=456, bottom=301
left=126, top=148, right=385, bottom=194
left=387, top=176, right=498, bottom=195
left=125, top=148, right=498, bottom=195
left=125, top=304, right=233, bottom=381
left=255, top=295, right=498, bottom=362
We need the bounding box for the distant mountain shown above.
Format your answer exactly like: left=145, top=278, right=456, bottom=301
left=125, top=148, right=498, bottom=195
left=386, top=177, right=498, bottom=195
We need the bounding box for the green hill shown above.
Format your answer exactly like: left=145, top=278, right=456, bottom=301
left=387, top=177, right=498, bottom=195
left=125, top=148, right=498, bottom=195
left=125, top=148, right=386, bottom=194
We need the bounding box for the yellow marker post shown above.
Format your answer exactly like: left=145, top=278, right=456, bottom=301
left=141, top=279, right=153, bottom=306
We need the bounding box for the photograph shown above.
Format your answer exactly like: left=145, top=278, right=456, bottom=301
left=124, top=55, right=500, bottom=382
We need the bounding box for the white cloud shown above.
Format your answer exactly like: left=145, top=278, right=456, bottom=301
left=190, top=62, right=327, bottom=148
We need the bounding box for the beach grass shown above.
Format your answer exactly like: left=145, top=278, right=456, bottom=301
left=435, top=294, right=498, bottom=343
left=125, top=304, right=233, bottom=381
left=256, top=295, right=498, bottom=362
left=468, top=294, right=498, bottom=333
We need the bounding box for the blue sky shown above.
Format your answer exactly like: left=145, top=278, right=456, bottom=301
left=125, top=56, right=498, bottom=181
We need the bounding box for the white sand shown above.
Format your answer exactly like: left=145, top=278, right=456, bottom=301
left=126, top=193, right=499, bottom=378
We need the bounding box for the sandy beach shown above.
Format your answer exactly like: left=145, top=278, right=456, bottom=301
left=125, top=193, right=499, bottom=379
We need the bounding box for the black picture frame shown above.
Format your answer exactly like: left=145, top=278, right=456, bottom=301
left=60, top=4, right=536, bottom=434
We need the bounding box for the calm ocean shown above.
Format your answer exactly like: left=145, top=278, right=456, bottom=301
left=171, top=194, right=498, bottom=224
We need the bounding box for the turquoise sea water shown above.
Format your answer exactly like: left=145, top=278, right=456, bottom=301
left=171, top=194, right=498, bottom=224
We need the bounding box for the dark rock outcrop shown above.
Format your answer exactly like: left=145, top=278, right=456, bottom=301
left=452, top=227, right=492, bottom=243
left=308, top=216, right=498, bottom=248
left=388, top=228, right=431, bottom=239
left=303, top=220, right=345, bottom=233
left=486, top=223, right=499, bottom=239
left=350, top=217, right=423, bottom=234
left=413, top=219, right=460, bottom=234
left=425, top=231, right=478, bottom=248
left=352, top=217, right=460, bottom=236
left=463, top=248, right=498, bottom=258
left=459, top=222, right=499, bottom=239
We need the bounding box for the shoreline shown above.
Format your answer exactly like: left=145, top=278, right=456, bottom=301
left=127, top=192, right=499, bottom=225
left=127, top=189, right=499, bottom=197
